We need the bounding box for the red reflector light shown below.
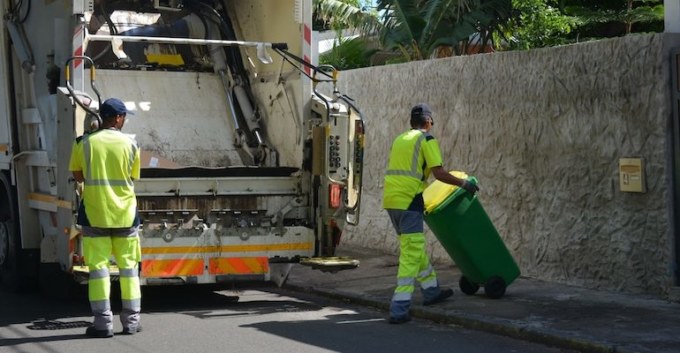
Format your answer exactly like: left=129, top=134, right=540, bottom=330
left=330, top=183, right=341, bottom=208
left=355, top=121, right=364, bottom=135
left=72, top=254, right=84, bottom=265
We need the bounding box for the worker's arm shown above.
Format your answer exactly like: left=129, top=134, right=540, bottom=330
left=69, top=140, right=85, bottom=183
left=430, top=166, right=479, bottom=195
left=72, top=170, right=85, bottom=183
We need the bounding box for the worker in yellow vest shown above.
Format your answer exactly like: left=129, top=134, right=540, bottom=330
left=383, top=103, right=479, bottom=324
left=69, top=98, right=142, bottom=338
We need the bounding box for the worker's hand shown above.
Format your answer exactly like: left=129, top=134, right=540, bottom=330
left=461, top=180, right=479, bottom=196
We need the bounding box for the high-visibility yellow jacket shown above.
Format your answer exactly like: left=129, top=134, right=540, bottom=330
left=383, top=129, right=443, bottom=211
left=69, top=129, right=141, bottom=228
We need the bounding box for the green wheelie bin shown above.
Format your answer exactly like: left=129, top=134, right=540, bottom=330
left=423, top=171, right=520, bottom=299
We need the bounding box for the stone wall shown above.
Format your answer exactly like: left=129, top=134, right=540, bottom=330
left=335, top=33, right=680, bottom=296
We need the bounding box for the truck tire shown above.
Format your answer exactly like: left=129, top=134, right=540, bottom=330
left=0, top=172, right=36, bottom=291
left=0, top=221, right=13, bottom=276
left=0, top=220, right=26, bottom=291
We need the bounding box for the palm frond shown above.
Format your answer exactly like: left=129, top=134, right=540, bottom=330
left=421, top=0, right=459, bottom=47
left=314, top=0, right=382, bottom=34
left=319, top=36, right=379, bottom=69
left=378, top=0, right=426, bottom=58
left=428, top=0, right=511, bottom=54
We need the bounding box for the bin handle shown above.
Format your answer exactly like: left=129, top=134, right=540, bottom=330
left=453, top=193, right=475, bottom=216
left=452, top=176, right=478, bottom=215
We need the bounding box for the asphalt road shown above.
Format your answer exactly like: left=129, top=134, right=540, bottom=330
left=0, top=284, right=576, bottom=353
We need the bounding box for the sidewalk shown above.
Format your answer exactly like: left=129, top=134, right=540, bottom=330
left=285, top=246, right=680, bottom=353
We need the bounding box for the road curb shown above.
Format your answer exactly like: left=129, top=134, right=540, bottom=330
left=284, top=283, right=635, bottom=353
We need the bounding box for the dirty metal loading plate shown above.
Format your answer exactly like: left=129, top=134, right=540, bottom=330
left=299, top=257, right=360, bottom=272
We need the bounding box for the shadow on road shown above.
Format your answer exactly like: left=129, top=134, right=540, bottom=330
left=1, top=282, right=324, bottom=339
left=0, top=333, right=87, bottom=346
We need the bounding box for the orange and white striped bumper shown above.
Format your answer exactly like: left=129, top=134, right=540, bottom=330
left=141, top=257, right=270, bottom=277
left=139, top=240, right=314, bottom=284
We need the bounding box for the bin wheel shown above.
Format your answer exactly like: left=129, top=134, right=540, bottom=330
left=484, top=276, right=506, bottom=299
left=459, top=276, right=480, bottom=295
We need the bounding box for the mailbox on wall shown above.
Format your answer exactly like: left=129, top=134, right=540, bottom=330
left=619, top=158, right=646, bottom=193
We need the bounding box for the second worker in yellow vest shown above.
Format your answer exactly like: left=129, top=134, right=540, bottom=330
left=69, top=98, right=142, bottom=338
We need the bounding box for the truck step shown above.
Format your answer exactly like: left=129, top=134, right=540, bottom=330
left=299, top=257, right=359, bottom=273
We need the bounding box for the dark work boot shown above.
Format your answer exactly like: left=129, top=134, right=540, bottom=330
left=85, top=326, right=114, bottom=338
left=388, top=316, right=412, bottom=324
left=121, top=325, right=143, bottom=335
left=423, top=288, right=453, bottom=306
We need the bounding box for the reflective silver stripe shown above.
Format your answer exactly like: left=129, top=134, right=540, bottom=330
left=397, top=277, right=415, bottom=286
left=122, top=298, right=142, bottom=311
left=417, top=265, right=434, bottom=279
left=89, top=267, right=110, bottom=280
left=129, top=143, right=137, bottom=176
left=420, top=278, right=438, bottom=289
left=385, top=132, right=426, bottom=180
left=385, top=169, right=424, bottom=179
left=83, top=134, right=93, bottom=181
left=392, top=292, right=412, bottom=301
left=119, top=268, right=139, bottom=277
left=90, top=299, right=112, bottom=312
left=410, top=133, right=426, bottom=176
left=90, top=299, right=113, bottom=330
left=84, top=179, right=133, bottom=187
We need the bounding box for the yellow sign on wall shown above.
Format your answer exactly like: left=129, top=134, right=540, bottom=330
left=619, top=158, right=645, bottom=193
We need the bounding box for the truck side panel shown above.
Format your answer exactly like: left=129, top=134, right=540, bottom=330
left=0, top=0, right=10, bottom=170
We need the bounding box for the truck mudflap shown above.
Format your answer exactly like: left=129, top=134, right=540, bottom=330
left=299, top=257, right=360, bottom=272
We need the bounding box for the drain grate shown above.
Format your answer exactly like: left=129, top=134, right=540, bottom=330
left=28, top=319, right=92, bottom=330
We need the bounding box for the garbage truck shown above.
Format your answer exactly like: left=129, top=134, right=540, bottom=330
left=0, top=0, right=364, bottom=294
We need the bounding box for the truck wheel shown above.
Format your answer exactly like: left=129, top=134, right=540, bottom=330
left=0, top=220, right=25, bottom=291
left=484, top=276, right=506, bottom=299
left=0, top=221, right=8, bottom=267
left=459, top=275, right=480, bottom=295
left=0, top=171, right=37, bottom=291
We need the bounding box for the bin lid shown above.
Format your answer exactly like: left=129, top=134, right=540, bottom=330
left=423, top=171, right=469, bottom=214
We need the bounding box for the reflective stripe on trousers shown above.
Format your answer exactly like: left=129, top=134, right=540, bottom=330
left=392, top=232, right=438, bottom=302
left=84, top=233, right=142, bottom=330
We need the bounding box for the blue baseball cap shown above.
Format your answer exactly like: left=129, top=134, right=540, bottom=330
left=410, top=103, right=433, bottom=126
left=99, top=98, right=134, bottom=119
left=411, top=103, right=432, bottom=118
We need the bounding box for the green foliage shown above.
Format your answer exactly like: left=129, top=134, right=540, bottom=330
left=319, top=36, right=379, bottom=69
left=499, top=0, right=663, bottom=51
left=313, top=0, right=381, bottom=33
left=313, top=0, right=381, bottom=69
left=563, top=0, right=664, bottom=38
left=312, top=0, right=665, bottom=68
left=377, top=0, right=512, bottom=61
left=501, top=0, right=578, bottom=50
